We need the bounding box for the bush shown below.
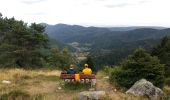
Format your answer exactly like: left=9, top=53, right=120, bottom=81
left=104, top=66, right=120, bottom=76
left=110, top=48, right=165, bottom=88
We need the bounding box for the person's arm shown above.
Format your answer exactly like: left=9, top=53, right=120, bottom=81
left=90, top=68, right=92, bottom=74
left=82, top=69, right=85, bottom=74
left=67, top=68, right=70, bottom=74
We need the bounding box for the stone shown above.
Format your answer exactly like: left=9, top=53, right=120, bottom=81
left=58, top=87, right=62, bottom=90
left=2, top=80, right=11, bottom=84
left=126, top=79, right=164, bottom=100
left=88, top=88, right=95, bottom=91
left=114, top=89, right=117, bottom=92
left=103, top=76, right=109, bottom=79
left=79, top=91, right=105, bottom=100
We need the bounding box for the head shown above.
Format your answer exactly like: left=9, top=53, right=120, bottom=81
left=70, top=64, right=74, bottom=69
left=84, top=64, right=88, bottom=68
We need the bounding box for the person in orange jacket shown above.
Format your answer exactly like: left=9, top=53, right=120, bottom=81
left=82, top=64, right=92, bottom=75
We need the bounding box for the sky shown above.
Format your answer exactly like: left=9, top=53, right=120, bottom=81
left=0, top=0, right=170, bottom=27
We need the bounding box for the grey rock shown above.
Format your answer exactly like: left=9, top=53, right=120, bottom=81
left=126, top=79, right=164, bottom=100
left=79, top=91, right=105, bottom=100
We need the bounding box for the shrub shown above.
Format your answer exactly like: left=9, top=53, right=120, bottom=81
left=104, top=66, right=120, bottom=76
left=110, top=48, right=165, bottom=88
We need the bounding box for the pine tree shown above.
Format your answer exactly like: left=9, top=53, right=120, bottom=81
left=111, top=48, right=165, bottom=88
left=152, top=36, right=170, bottom=77
left=0, top=16, right=48, bottom=68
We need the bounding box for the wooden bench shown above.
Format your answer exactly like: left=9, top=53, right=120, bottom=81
left=60, top=73, right=96, bottom=86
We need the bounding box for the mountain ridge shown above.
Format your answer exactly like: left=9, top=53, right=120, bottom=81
left=41, top=23, right=170, bottom=66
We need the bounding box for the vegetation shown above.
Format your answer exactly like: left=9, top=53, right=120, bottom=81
left=0, top=90, right=30, bottom=100
left=151, top=36, right=170, bottom=77
left=110, top=48, right=165, bottom=88
left=46, top=48, right=75, bottom=69
left=0, top=16, right=48, bottom=68
left=0, top=14, right=170, bottom=99
left=0, top=15, right=74, bottom=69
left=45, top=23, right=170, bottom=68
left=63, top=82, right=91, bottom=91
left=0, top=68, right=151, bottom=100
left=0, top=68, right=62, bottom=100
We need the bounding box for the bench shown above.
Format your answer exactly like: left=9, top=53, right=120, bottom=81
left=60, top=73, right=96, bottom=86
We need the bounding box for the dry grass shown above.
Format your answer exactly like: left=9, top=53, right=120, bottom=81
left=0, top=69, right=164, bottom=100
left=0, top=68, right=70, bottom=100
left=0, top=68, right=61, bottom=81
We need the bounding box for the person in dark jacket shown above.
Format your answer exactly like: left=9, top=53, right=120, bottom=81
left=67, top=64, right=76, bottom=74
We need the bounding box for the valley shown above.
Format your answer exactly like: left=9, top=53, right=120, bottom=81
left=44, top=23, right=170, bottom=67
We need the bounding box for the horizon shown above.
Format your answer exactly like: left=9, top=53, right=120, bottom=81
left=41, top=23, right=169, bottom=28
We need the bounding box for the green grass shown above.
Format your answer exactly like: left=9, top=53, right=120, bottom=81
left=0, top=90, right=30, bottom=100
left=0, top=90, right=47, bottom=100
left=63, top=82, right=91, bottom=91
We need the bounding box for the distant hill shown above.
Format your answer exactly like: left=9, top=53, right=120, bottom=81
left=42, top=23, right=110, bottom=43
left=108, top=26, right=166, bottom=31
left=42, top=23, right=170, bottom=67
left=43, top=23, right=170, bottom=49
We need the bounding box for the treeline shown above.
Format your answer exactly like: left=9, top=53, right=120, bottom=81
left=0, top=14, right=74, bottom=68
left=108, top=36, right=170, bottom=89
left=89, top=38, right=161, bottom=68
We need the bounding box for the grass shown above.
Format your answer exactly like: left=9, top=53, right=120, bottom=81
left=0, top=68, right=63, bottom=100
left=0, top=68, right=168, bottom=100
left=35, top=75, right=60, bottom=82
left=63, top=82, right=91, bottom=91
left=0, top=90, right=30, bottom=100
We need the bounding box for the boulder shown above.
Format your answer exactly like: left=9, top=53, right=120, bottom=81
left=79, top=91, right=105, bottom=100
left=126, top=79, right=164, bottom=100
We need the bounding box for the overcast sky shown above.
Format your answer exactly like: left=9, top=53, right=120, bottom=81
left=0, top=0, right=170, bottom=27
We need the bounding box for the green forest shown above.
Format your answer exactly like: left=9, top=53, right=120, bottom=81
left=0, top=15, right=74, bottom=69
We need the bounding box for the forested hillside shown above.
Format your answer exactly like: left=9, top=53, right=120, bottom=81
left=44, top=23, right=170, bottom=67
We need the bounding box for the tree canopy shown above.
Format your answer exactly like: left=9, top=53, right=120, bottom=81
left=151, top=36, right=170, bottom=77
left=110, top=48, right=165, bottom=88
left=0, top=16, right=48, bottom=68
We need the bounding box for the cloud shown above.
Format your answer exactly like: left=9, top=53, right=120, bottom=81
left=20, top=0, right=47, bottom=4
left=104, top=0, right=149, bottom=8
left=25, top=12, right=46, bottom=16
left=105, top=3, right=131, bottom=8
left=138, top=0, right=150, bottom=4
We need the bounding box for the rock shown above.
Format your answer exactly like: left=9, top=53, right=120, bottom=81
left=126, top=79, right=164, bottom=100
left=91, top=79, right=96, bottom=86
left=103, top=76, right=109, bottom=79
left=58, top=87, right=62, bottom=90
left=2, top=80, right=11, bottom=84
left=88, top=88, right=95, bottom=91
left=79, top=91, right=105, bottom=100
left=114, top=89, right=117, bottom=92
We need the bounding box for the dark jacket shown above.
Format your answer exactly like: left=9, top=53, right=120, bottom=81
left=66, top=68, right=76, bottom=74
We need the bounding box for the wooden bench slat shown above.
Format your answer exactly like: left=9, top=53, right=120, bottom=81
left=60, top=74, right=95, bottom=79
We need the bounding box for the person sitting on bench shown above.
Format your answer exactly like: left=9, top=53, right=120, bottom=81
left=67, top=64, right=77, bottom=74
left=82, top=64, right=92, bottom=75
